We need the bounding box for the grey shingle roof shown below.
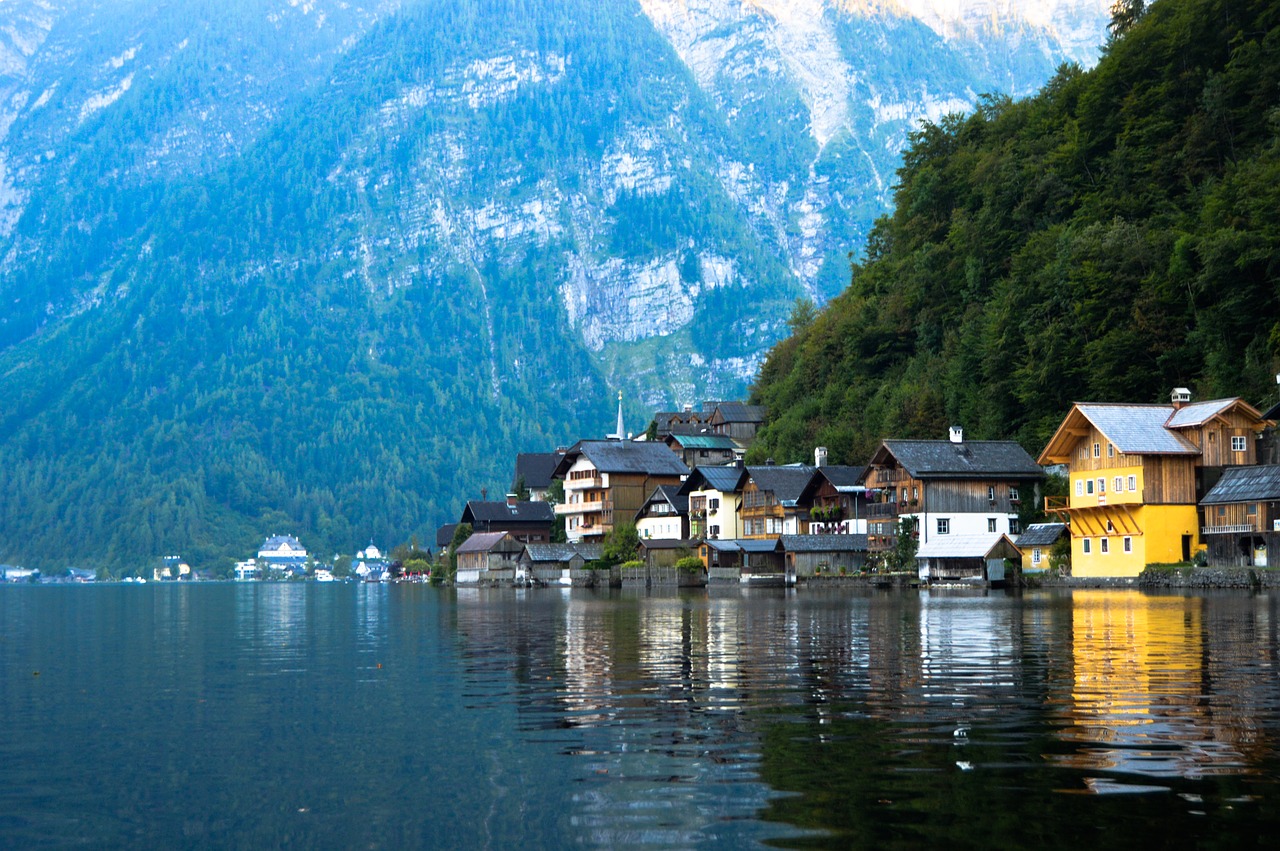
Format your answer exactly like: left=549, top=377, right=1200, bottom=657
left=1074, top=405, right=1200, bottom=454
left=556, top=440, right=691, bottom=477
left=640, top=485, right=689, bottom=515
left=461, top=500, right=555, bottom=525
left=1165, top=399, right=1236, bottom=428
left=780, top=534, right=868, bottom=552
left=1016, top=523, right=1067, bottom=548
left=454, top=532, right=513, bottom=554
left=714, top=402, right=765, bottom=423
left=1201, top=465, right=1280, bottom=505
left=680, top=465, right=748, bottom=495
left=916, top=534, right=1018, bottom=559
left=522, top=543, right=582, bottom=563
left=814, top=465, right=867, bottom=491
left=574, top=543, right=605, bottom=561
left=512, top=452, right=562, bottom=490
left=880, top=441, right=1044, bottom=478
left=746, top=465, right=817, bottom=504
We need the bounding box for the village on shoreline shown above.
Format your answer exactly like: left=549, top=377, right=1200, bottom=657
left=5, top=387, right=1280, bottom=590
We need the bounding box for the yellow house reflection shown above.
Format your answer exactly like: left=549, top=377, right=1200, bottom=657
left=1055, top=592, right=1248, bottom=782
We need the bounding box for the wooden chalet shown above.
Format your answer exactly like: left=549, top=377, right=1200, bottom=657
left=553, top=439, right=689, bottom=542
left=1200, top=464, right=1280, bottom=567
left=1039, top=390, right=1269, bottom=577
left=861, top=428, right=1043, bottom=556
left=459, top=496, right=556, bottom=543
left=740, top=464, right=817, bottom=539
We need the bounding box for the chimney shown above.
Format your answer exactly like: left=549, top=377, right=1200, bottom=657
left=815, top=446, right=828, bottom=467
left=683, top=403, right=693, bottom=413
left=766, top=458, right=776, bottom=466
left=481, top=487, right=488, bottom=500
left=1171, top=387, right=1192, bottom=409
left=949, top=426, right=964, bottom=444
left=506, top=493, right=518, bottom=508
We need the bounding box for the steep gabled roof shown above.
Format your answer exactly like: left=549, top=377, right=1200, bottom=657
left=638, top=485, right=689, bottom=516
left=1201, top=465, right=1280, bottom=505
left=746, top=465, right=817, bottom=505
left=454, top=531, right=513, bottom=554
left=555, top=440, right=690, bottom=477
left=1040, top=403, right=1211, bottom=463
left=460, top=500, right=555, bottom=526
left=814, top=465, right=867, bottom=490
left=712, top=402, right=766, bottom=423
left=873, top=440, right=1042, bottom=479
left=679, top=464, right=748, bottom=495
left=512, top=452, right=562, bottom=491
left=1166, top=397, right=1263, bottom=429
left=1016, top=523, right=1067, bottom=548
left=522, top=543, right=583, bottom=563
left=916, top=533, right=1020, bottom=560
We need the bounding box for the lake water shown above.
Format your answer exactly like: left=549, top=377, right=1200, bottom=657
left=3, top=584, right=1280, bottom=849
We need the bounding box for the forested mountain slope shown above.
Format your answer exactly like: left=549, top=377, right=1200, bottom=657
left=750, top=0, right=1280, bottom=467
left=0, top=0, right=1107, bottom=573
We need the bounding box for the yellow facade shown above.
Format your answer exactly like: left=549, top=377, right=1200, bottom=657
left=1070, top=504, right=1199, bottom=578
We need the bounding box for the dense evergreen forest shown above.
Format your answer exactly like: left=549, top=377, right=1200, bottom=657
left=749, top=0, right=1280, bottom=466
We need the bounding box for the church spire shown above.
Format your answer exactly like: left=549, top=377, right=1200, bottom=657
left=609, top=390, right=625, bottom=440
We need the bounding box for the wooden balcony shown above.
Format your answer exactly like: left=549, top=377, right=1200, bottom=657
left=866, top=502, right=901, bottom=519
left=1043, top=496, right=1070, bottom=516
left=1202, top=524, right=1258, bottom=534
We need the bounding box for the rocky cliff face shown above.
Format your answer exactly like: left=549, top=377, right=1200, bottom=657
left=0, top=0, right=1112, bottom=569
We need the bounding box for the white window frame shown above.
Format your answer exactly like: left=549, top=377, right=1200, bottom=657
left=987, top=517, right=997, bottom=533
left=1086, top=479, right=1094, bottom=495
left=937, top=518, right=950, bottom=535
left=1123, top=537, right=1132, bottom=553
left=1101, top=538, right=1109, bottom=554
left=1128, top=474, right=1137, bottom=492
left=1083, top=538, right=1091, bottom=554
left=1114, top=476, right=1123, bottom=493
left=1097, top=478, right=1105, bottom=494
left=1232, top=435, right=1247, bottom=452
left=1093, top=442, right=1101, bottom=458
left=1032, top=548, right=1042, bottom=565
left=1107, top=443, right=1114, bottom=457
left=1076, top=479, right=1084, bottom=497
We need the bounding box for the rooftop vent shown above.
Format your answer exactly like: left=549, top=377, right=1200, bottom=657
left=815, top=446, right=828, bottom=468
left=1171, top=387, right=1192, bottom=407
left=949, top=426, right=964, bottom=444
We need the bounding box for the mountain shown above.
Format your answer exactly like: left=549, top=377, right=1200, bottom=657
left=748, top=0, right=1280, bottom=469
left=0, top=0, right=1109, bottom=573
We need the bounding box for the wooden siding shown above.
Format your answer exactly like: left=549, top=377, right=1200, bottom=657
left=1142, top=456, right=1197, bottom=504
left=1202, top=501, right=1277, bottom=533
left=1070, top=425, right=1141, bottom=472
left=921, top=480, right=1025, bottom=514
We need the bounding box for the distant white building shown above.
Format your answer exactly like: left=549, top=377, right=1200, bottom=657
left=258, top=535, right=308, bottom=573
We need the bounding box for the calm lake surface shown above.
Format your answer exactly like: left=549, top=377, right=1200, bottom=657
left=4, top=584, right=1280, bottom=849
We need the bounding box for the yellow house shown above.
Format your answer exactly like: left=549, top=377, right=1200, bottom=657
left=1038, top=390, right=1268, bottom=577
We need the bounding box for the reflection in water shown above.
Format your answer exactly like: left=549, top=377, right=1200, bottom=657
left=5, top=585, right=1280, bottom=848
left=1058, top=592, right=1232, bottom=781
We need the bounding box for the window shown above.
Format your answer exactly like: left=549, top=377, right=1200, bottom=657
left=1009, top=519, right=1021, bottom=535
left=913, top=487, right=919, bottom=501
left=1093, top=442, right=1101, bottom=457
left=1107, top=443, right=1114, bottom=457
left=1097, top=478, right=1105, bottom=494
left=1086, top=479, right=1094, bottom=495
left=1232, top=435, right=1247, bottom=452
left=988, top=518, right=997, bottom=533
left=1247, top=503, right=1258, bottom=516
left=1114, top=477, right=1123, bottom=493
left=902, top=487, right=908, bottom=503
left=709, top=525, right=720, bottom=537
left=1083, top=539, right=1091, bottom=554
left=988, top=486, right=996, bottom=501
left=1128, top=475, right=1137, bottom=492
left=937, top=518, right=950, bottom=535
left=1032, top=548, right=1042, bottom=565
left=1101, top=538, right=1109, bottom=554
left=1106, top=520, right=1115, bottom=534
left=1123, top=537, right=1132, bottom=553
left=1076, top=480, right=1084, bottom=497
left=709, top=498, right=720, bottom=511
left=1009, top=486, right=1019, bottom=501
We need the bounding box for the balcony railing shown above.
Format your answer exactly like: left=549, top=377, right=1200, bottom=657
left=555, top=500, right=605, bottom=515
left=866, top=502, right=901, bottom=519
left=1202, top=524, right=1258, bottom=534
left=1044, top=496, right=1070, bottom=515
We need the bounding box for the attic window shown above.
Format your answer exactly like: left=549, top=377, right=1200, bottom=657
left=1093, top=442, right=1101, bottom=458
left=1107, top=443, right=1114, bottom=457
